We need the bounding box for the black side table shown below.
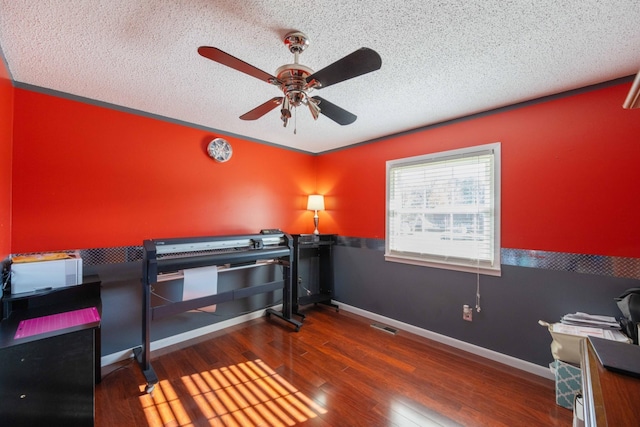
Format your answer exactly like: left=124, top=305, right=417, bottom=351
left=292, top=234, right=338, bottom=319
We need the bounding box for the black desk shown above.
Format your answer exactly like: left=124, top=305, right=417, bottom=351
left=0, top=278, right=101, bottom=427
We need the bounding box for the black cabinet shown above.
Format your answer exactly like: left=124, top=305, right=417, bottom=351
left=292, top=234, right=338, bottom=318
left=0, top=279, right=101, bottom=426
left=0, top=328, right=96, bottom=427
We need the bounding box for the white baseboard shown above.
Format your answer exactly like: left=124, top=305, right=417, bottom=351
left=100, top=306, right=279, bottom=367
left=102, top=302, right=553, bottom=381
left=336, top=301, right=554, bottom=380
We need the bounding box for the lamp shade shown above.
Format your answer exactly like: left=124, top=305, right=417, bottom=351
left=307, top=194, right=325, bottom=211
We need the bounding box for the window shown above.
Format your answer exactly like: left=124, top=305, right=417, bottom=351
left=385, top=143, right=501, bottom=276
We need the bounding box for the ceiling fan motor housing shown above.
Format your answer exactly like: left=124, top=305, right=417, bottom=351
left=275, top=64, right=314, bottom=107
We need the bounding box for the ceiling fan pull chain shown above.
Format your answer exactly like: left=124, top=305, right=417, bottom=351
left=294, top=107, right=297, bottom=134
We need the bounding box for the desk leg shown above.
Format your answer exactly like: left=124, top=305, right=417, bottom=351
left=266, top=308, right=302, bottom=331
left=319, top=300, right=340, bottom=312
left=133, top=346, right=158, bottom=393
left=266, top=259, right=303, bottom=331
left=135, top=279, right=159, bottom=393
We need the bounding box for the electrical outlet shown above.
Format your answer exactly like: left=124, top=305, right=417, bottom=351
left=463, top=305, right=473, bottom=321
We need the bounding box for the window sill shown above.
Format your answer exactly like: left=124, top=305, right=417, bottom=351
left=384, top=253, right=502, bottom=277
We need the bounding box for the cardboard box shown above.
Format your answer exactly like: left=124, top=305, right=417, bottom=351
left=550, top=359, right=582, bottom=410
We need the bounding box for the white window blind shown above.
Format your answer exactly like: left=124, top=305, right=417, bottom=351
left=385, top=143, right=501, bottom=275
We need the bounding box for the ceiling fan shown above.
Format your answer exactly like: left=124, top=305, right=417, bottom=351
left=198, top=31, right=382, bottom=129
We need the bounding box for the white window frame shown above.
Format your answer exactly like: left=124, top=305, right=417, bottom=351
left=385, top=143, right=501, bottom=276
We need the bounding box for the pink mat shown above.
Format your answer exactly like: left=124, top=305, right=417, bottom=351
left=14, top=306, right=101, bottom=339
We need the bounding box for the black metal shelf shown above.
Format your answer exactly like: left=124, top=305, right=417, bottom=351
left=292, top=234, right=338, bottom=319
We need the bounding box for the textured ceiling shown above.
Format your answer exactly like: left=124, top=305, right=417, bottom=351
left=1, top=1, right=639, bottom=153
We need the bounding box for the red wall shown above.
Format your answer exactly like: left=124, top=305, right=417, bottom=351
left=0, top=57, right=12, bottom=258
left=317, top=82, right=640, bottom=258
left=11, top=89, right=318, bottom=252
left=10, top=81, right=640, bottom=258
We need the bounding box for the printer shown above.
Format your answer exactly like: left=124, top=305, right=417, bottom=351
left=10, top=252, right=83, bottom=294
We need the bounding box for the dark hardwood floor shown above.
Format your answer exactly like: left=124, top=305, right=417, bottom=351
left=96, top=307, right=572, bottom=426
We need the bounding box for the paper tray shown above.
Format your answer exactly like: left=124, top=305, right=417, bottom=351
left=539, top=320, right=631, bottom=365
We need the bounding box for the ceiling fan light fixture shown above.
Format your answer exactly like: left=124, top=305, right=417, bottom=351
left=280, top=96, right=291, bottom=126
left=623, top=70, right=640, bottom=109
left=307, top=97, right=321, bottom=120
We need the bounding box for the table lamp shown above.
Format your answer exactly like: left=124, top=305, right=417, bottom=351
left=307, top=194, right=325, bottom=235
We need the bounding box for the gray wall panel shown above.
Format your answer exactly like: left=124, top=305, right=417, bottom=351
left=333, top=245, right=639, bottom=367
left=16, top=241, right=640, bottom=368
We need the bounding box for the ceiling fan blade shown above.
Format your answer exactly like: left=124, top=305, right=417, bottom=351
left=312, top=96, right=357, bottom=125
left=240, top=97, right=283, bottom=120
left=306, top=48, right=381, bottom=89
left=198, top=46, right=278, bottom=84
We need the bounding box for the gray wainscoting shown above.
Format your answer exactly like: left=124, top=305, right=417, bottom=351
left=9, top=239, right=640, bottom=367
left=333, top=237, right=640, bottom=367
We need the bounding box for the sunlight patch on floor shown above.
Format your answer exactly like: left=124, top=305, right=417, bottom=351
left=390, top=398, right=462, bottom=427
left=139, top=359, right=327, bottom=426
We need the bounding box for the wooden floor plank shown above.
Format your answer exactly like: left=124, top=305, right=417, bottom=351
left=96, top=308, right=572, bottom=426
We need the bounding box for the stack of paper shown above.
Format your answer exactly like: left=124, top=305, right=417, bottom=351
left=551, top=323, right=629, bottom=342
left=560, top=312, right=621, bottom=329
